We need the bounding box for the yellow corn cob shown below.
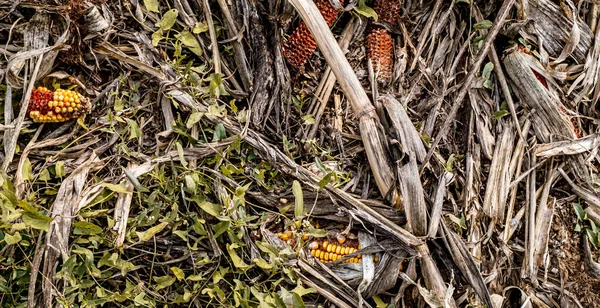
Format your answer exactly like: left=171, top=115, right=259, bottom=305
left=29, top=87, right=91, bottom=123
left=308, top=240, right=374, bottom=264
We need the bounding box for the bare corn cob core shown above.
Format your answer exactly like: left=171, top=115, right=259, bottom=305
left=29, top=87, right=91, bottom=123
left=366, top=26, right=394, bottom=80
left=283, top=0, right=342, bottom=67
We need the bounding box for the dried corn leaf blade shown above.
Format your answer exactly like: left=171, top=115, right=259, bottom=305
left=525, top=0, right=593, bottom=63
left=482, top=121, right=515, bottom=221
left=380, top=94, right=426, bottom=162
left=534, top=133, right=600, bottom=158
left=398, top=153, right=427, bottom=236
left=504, top=49, right=590, bottom=179
left=40, top=152, right=101, bottom=307
left=440, top=222, right=492, bottom=308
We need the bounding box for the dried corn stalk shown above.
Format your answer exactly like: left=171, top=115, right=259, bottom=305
left=504, top=48, right=589, bottom=179
left=524, top=0, right=592, bottom=63
left=283, top=0, right=343, bottom=67
left=482, top=122, right=515, bottom=222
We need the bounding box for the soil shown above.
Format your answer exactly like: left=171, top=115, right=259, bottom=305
left=550, top=200, right=600, bottom=307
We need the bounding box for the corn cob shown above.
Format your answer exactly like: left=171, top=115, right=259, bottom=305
left=28, top=87, right=91, bottom=123
left=366, top=26, right=394, bottom=80
left=373, top=0, right=401, bottom=26
left=308, top=240, right=380, bottom=264
left=283, top=0, right=343, bottom=67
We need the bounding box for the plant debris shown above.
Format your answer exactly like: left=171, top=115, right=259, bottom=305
left=2, top=0, right=600, bottom=307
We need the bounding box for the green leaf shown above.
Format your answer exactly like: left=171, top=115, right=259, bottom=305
left=355, top=0, right=378, bottom=20
left=177, top=141, right=187, bottom=168
left=152, top=30, right=163, bottom=46
left=22, top=158, right=33, bottom=181
left=574, top=202, right=586, bottom=220
left=55, top=161, right=65, bottom=178
left=156, top=9, right=178, bottom=30
left=212, top=123, right=227, bottom=142
left=493, top=109, right=509, bottom=119
left=153, top=275, right=176, bottom=290
left=199, top=201, right=222, bottom=217
left=186, top=112, right=203, bottom=128
left=39, top=168, right=51, bottom=181
left=193, top=21, right=209, bottom=34
left=301, top=114, right=315, bottom=125
left=73, top=221, right=103, bottom=235
left=291, top=283, right=315, bottom=297
left=127, top=119, right=142, bottom=140
left=5, top=232, right=22, bottom=245
left=482, top=62, right=494, bottom=79
left=176, top=31, right=203, bottom=57
left=305, top=225, right=327, bottom=237
left=188, top=274, right=205, bottom=281
left=252, top=258, right=273, bottom=269
left=136, top=222, right=169, bottom=242
left=171, top=267, right=185, bottom=281
left=227, top=243, right=252, bottom=270
left=447, top=213, right=467, bottom=230
left=316, top=172, right=333, bottom=189
left=474, top=20, right=493, bottom=30
left=293, top=181, right=304, bottom=219
left=143, top=0, right=159, bottom=12
left=22, top=212, right=51, bottom=231
left=101, top=182, right=131, bottom=194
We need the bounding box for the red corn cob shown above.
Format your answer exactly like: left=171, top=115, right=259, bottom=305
left=28, top=87, right=91, bottom=123
left=374, top=0, right=401, bottom=26
left=366, top=26, right=394, bottom=80
left=283, top=0, right=343, bottom=67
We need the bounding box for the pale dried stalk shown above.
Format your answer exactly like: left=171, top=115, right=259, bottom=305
left=504, top=49, right=589, bottom=179
left=440, top=222, right=492, bottom=307
left=534, top=133, right=600, bottom=158
left=526, top=0, right=592, bottom=63
left=522, top=154, right=537, bottom=282
left=482, top=122, right=515, bottom=222
left=380, top=95, right=426, bottom=162
left=421, top=0, right=516, bottom=171
left=215, top=0, right=252, bottom=90
left=41, top=153, right=100, bottom=307
left=284, top=0, right=399, bottom=205
left=398, top=154, right=427, bottom=236
left=306, top=19, right=356, bottom=141
left=559, top=168, right=600, bottom=209
left=503, top=120, right=531, bottom=242
left=428, top=171, right=453, bottom=239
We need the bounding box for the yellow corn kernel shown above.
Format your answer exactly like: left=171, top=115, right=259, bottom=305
left=327, top=244, right=334, bottom=253
left=324, top=252, right=330, bottom=261
left=322, top=241, right=329, bottom=250
left=335, top=246, right=342, bottom=254
left=337, top=234, right=346, bottom=244
left=343, top=247, right=350, bottom=255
